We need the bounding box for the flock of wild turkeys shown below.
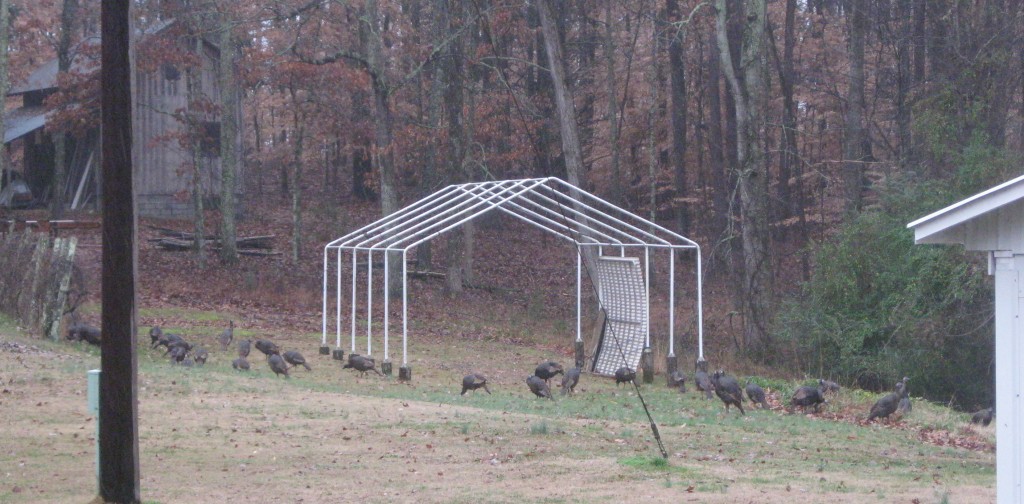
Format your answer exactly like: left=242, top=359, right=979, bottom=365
left=68, top=320, right=994, bottom=425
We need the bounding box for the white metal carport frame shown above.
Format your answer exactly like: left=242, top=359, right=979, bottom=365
left=321, top=177, right=704, bottom=371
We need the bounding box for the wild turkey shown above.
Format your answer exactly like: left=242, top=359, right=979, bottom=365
left=149, top=326, right=164, bottom=348
left=168, top=345, right=188, bottom=364
left=156, top=333, right=187, bottom=352
left=614, top=367, right=636, bottom=387
left=283, top=350, right=311, bottom=371
left=218, top=321, right=234, bottom=351
left=254, top=339, right=281, bottom=357
left=791, top=385, right=826, bottom=413
left=867, top=379, right=907, bottom=422
left=67, top=323, right=101, bottom=346
left=527, top=375, right=553, bottom=400
left=193, top=347, right=208, bottom=366
left=669, top=370, right=686, bottom=392
left=461, top=373, right=490, bottom=395
left=818, top=379, right=841, bottom=395
left=694, top=369, right=714, bottom=399
left=561, top=367, right=581, bottom=395
left=745, top=379, right=770, bottom=409
left=897, top=396, right=912, bottom=417
left=162, top=338, right=192, bottom=356
left=971, top=407, right=994, bottom=426
left=710, top=370, right=745, bottom=415
left=232, top=357, right=250, bottom=371
left=238, top=339, right=252, bottom=358
left=343, top=354, right=383, bottom=376
left=268, top=354, right=290, bottom=378
left=534, top=361, right=564, bottom=384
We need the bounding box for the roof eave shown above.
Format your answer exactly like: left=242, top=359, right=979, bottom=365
left=907, top=173, right=1024, bottom=245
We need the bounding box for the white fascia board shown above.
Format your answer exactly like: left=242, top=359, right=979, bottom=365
left=907, top=173, right=1024, bottom=245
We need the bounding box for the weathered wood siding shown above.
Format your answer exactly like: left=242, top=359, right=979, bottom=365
left=133, top=39, right=242, bottom=219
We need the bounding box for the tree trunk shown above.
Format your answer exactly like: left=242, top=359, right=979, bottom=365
left=842, top=0, right=867, bottom=214
left=0, top=0, right=9, bottom=182
left=186, top=37, right=205, bottom=269
left=218, top=14, right=239, bottom=264
left=715, top=0, right=773, bottom=354
left=51, top=0, right=79, bottom=219
left=363, top=0, right=402, bottom=294
left=289, top=88, right=305, bottom=264
left=603, top=0, right=622, bottom=203
left=666, top=0, right=689, bottom=236
left=706, top=32, right=729, bottom=247
left=646, top=5, right=660, bottom=225
left=896, top=0, right=913, bottom=168
left=913, top=0, right=926, bottom=83
left=537, top=0, right=585, bottom=189
left=253, top=108, right=263, bottom=196
left=766, top=0, right=798, bottom=227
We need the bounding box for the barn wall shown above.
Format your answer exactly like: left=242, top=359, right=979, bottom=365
left=133, top=37, right=243, bottom=219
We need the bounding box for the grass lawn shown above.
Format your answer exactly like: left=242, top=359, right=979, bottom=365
left=0, top=311, right=994, bottom=503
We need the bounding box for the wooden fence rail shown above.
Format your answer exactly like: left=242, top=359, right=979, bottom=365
left=0, top=231, right=78, bottom=340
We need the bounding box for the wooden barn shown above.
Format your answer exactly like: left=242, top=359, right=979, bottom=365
left=2, top=19, right=243, bottom=219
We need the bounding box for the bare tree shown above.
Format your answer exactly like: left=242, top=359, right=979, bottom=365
left=715, top=0, right=773, bottom=352
left=842, top=0, right=867, bottom=213
left=51, top=0, right=79, bottom=219
left=217, top=8, right=239, bottom=264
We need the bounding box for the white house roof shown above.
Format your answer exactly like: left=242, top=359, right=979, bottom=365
left=327, top=177, right=699, bottom=252
left=907, top=173, right=1024, bottom=245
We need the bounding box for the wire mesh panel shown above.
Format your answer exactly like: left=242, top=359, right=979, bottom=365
left=591, top=256, right=648, bottom=376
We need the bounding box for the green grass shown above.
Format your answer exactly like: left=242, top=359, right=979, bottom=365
left=0, top=306, right=996, bottom=501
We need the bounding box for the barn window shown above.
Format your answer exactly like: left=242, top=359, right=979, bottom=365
left=199, top=121, right=221, bottom=158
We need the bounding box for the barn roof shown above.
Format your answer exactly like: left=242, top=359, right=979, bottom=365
left=907, top=173, right=1024, bottom=245
left=327, top=177, right=699, bottom=252
left=8, top=36, right=100, bottom=96
left=7, top=18, right=204, bottom=96
left=3, top=106, right=47, bottom=144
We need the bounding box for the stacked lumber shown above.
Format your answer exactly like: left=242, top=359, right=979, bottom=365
left=149, top=226, right=280, bottom=256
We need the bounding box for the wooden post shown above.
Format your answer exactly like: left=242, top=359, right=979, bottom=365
left=39, top=237, right=66, bottom=330
left=641, top=347, right=654, bottom=384
left=665, top=354, right=678, bottom=387
left=18, top=234, right=48, bottom=323
left=100, top=1, right=141, bottom=502
left=46, top=237, right=76, bottom=341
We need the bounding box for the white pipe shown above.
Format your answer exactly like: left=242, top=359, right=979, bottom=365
left=351, top=250, right=357, bottom=352
left=669, top=249, right=675, bottom=357
left=576, top=252, right=581, bottom=342
left=546, top=178, right=698, bottom=246
left=351, top=180, right=528, bottom=249
left=396, top=181, right=546, bottom=250
left=697, top=246, right=704, bottom=361
left=367, top=251, right=373, bottom=356
left=384, top=252, right=389, bottom=361
left=332, top=184, right=463, bottom=246
left=402, top=250, right=408, bottom=366
left=321, top=245, right=328, bottom=346
left=644, top=247, right=650, bottom=347
left=535, top=184, right=673, bottom=246
left=336, top=247, right=342, bottom=348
